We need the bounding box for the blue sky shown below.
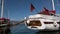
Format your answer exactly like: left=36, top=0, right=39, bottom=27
left=0, top=0, right=60, bottom=20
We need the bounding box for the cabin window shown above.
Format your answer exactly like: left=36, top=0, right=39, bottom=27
left=57, top=22, right=60, bottom=24
left=44, top=22, right=53, bottom=24
left=50, top=14, right=54, bottom=16
left=28, top=20, right=42, bottom=26
left=4, top=19, right=10, bottom=24
left=4, top=19, right=7, bottom=22
left=0, top=19, right=9, bottom=24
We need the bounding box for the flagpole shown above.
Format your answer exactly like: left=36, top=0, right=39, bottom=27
left=52, top=0, right=55, bottom=10
left=1, top=0, right=4, bottom=18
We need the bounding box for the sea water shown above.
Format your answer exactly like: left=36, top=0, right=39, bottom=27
left=3, top=23, right=59, bottom=34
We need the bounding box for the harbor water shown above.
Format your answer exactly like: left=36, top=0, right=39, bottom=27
left=0, top=23, right=59, bottom=34
left=11, top=24, right=59, bottom=34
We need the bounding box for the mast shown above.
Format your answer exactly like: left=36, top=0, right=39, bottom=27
left=1, top=0, right=4, bottom=18
left=8, top=10, right=9, bottom=19
left=52, top=0, right=55, bottom=10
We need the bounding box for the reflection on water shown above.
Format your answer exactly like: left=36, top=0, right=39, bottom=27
left=0, top=28, right=11, bottom=34
left=36, top=31, right=59, bottom=34
left=5, top=28, right=11, bottom=34
left=0, top=23, right=59, bottom=34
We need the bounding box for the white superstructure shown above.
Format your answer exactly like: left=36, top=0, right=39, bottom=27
left=24, top=14, right=60, bottom=31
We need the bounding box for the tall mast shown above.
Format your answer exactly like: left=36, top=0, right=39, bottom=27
left=52, top=0, right=55, bottom=10
left=8, top=10, right=9, bottom=19
left=1, top=0, right=4, bottom=18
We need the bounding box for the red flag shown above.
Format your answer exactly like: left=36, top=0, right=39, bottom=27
left=38, top=7, right=49, bottom=15
left=31, top=4, right=35, bottom=12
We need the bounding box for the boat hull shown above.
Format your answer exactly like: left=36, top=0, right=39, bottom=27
left=24, top=14, right=60, bottom=31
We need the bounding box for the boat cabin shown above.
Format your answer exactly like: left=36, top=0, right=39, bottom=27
left=0, top=18, right=10, bottom=27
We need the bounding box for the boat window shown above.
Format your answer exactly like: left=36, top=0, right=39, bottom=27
left=4, top=19, right=9, bottom=23
left=44, top=22, right=53, bottom=24
left=4, top=19, right=7, bottom=22
left=28, top=20, right=42, bottom=26
left=50, top=13, right=56, bottom=16
left=0, top=19, right=9, bottom=24
left=57, top=22, right=60, bottom=24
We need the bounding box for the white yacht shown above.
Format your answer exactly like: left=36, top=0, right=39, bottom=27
left=24, top=0, right=60, bottom=31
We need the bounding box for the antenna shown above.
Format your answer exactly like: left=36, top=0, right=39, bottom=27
left=1, top=0, right=4, bottom=18
left=52, top=0, right=55, bottom=10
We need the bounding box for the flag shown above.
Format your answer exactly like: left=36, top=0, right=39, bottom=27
left=30, top=4, right=35, bottom=12
left=38, top=7, right=49, bottom=15
left=44, top=7, right=49, bottom=11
